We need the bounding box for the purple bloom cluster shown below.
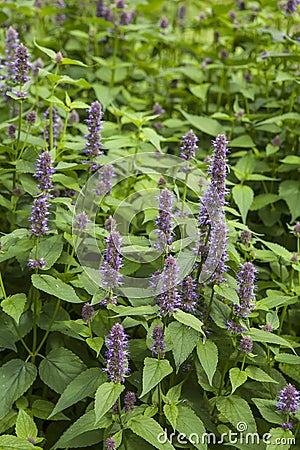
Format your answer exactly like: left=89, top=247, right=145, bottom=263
left=208, top=212, right=228, bottom=283
left=13, top=44, right=31, bottom=84
left=8, top=124, right=16, bottom=139
left=263, top=323, right=273, bottom=332
left=157, top=255, right=180, bottom=316
left=27, top=258, right=46, bottom=269
left=35, top=151, right=55, bottom=193
left=277, top=384, right=300, bottom=414
left=27, top=111, right=37, bottom=125
left=106, top=437, right=116, bottom=450
left=5, top=27, right=20, bottom=82
left=226, top=320, right=246, bottom=334
left=151, top=325, right=166, bottom=357
left=105, top=216, right=117, bottom=232
left=233, top=262, right=256, bottom=317
left=95, top=164, right=114, bottom=196
left=82, top=303, right=94, bottom=323
left=74, top=212, right=89, bottom=233
left=293, top=222, right=300, bottom=236
left=155, top=188, right=173, bottom=252
left=100, top=230, right=123, bottom=290
left=29, top=195, right=50, bottom=236
left=124, top=391, right=136, bottom=412
left=240, top=335, right=253, bottom=354
left=180, top=129, right=198, bottom=161
left=104, top=323, right=130, bottom=383
left=85, top=101, right=103, bottom=158
left=208, top=134, right=229, bottom=205
left=283, top=0, right=300, bottom=15
left=180, top=275, right=197, bottom=312
left=32, top=58, right=44, bottom=77
left=44, top=107, right=59, bottom=149
left=240, top=230, right=252, bottom=247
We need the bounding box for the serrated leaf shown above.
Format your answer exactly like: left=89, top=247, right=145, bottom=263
left=163, top=404, right=178, bottom=430
left=31, top=274, right=82, bottom=303
left=29, top=235, right=63, bottom=270
left=141, top=358, right=173, bottom=397
left=34, top=41, right=57, bottom=59
left=232, top=185, right=254, bottom=223
left=50, top=368, right=105, bottom=418
left=15, top=410, right=37, bottom=440
left=39, top=348, right=86, bottom=394
left=173, top=310, right=205, bottom=336
left=1, top=293, right=26, bottom=324
left=32, top=400, right=69, bottom=421
left=0, top=360, right=37, bottom=420
left=197, top=340, right=218, bottom=386
left=86, top=337, right=104, bottom=357
left=94, top=382, right=124, bottom=424
left=229, top=368, right=247, bottom=393
left=168, top=322, right=199, bottom=370
left=230, top=135, right=255, bottom=148
left=216, top=395, right=257, bottom=433
left=274, top=353, right=300, bottom=365
left=279, top=180, right=300, bottom=222
left=252, top=398, right=282, bottom=424
left=61, top=57, right=88, bottom=67
left=245, top=366, right=278, bottom=383
left=0, top=435, right=40, bottom=449
left=128, top=415, right=176, bottom=450
left=176, top=406, right=207, bottom=450
left=179, top=109, right=223, bottom=136
left=248, top=328, right=294, bottom=349
left=266, top=428, right=294, bottom=450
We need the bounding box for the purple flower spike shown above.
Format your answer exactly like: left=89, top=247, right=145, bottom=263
left=209, top=134, right=229, bottom=204
left=105, top=216, right=117, bottom=232
left=27, top=257, right=46, bottom=269
left=155, top=188, right=173, bottom=251
left=29, top=195, right=50, bottom=236
left=95, top=165, right=114, bottom=196
left=207, top=211, right=228, bottom=284
left=74, top=212, right=89, bottom=233
left=226, top=320, right=246, bottom=334
left=82, top=303, right=94, bottom=323
left=35, top=151, right=55, bottom=193
left=180, top=129, right=198, bottom=161
left=151, top=325, right=166, bottom=357
left=240, top=230, right=252, bottom=247
left=106, top=437, right=116, bottom=450
left=100, top=230, right=123, bottom=290
left=283, top=0, right=300, bottom=15
left=5, top=27, right=20, bottom=81
left=157, top=255, right=180, bottom=316
left=85, top=101, right=103, bottom=158
left=233, top=262, right=256, bottom=318
left=13, top=44, right=31, bottom=84
left=124, top=391, right=136, bottom=412
left=180, top=275, right=197, bottom=312
left=240, top=335, right=253, bottom=354
left=277, top=384, right=300, bottom=414
left=27, top=111, right=37, bottom=125
left=104, top=323, right=130, bottom=383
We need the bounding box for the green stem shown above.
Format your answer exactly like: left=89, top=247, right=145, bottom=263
left=15, top=97, right=23, bottom=158
left=35, top=299, right=61, bottom=354
left=240, top=353, right=246, bottom=372
left=278, top=305, right=287, bottom=336
left=110, top=30, right=119, bottom=88
left=181, top=170, right=189, bottom=215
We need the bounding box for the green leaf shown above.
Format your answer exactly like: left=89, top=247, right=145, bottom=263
left=0, top=359, right=37, bottom=420
left=39, top=348, right=86, bottom=394
left=266, top=428, right=295, bottom=450
left=50, top=368, right=105, bottom=418
left=250, top=193, right=279, bottom=211
left=31, top=274, right=82, bottom=303
left=29, top=235, right=63, bottom=270
left=230, top=135, right=255, bottom=148
left=142, top=127, right=163, bottom=151
left=189, top=84, right=210, bottom=102
left=176, top=406, right=207, bottom=450
left=34, top=41, right=57, bottom=59
left=0, top=435, right=40, bottom=449
left=128, top=415, right=176, bottom=450
left=1, top=293, right=26, bottom=324
left=52, top=410, right=109, bottom=449
left=163, top=404, right=178, bottom=430
left=15, top=410, right=37, bottom=441
left=216, top=396, right=257, bottom=433
left=141, top=358, right=173, bottom=397
left=86, top=337, right=104, bottom=357
left=248, top=328, right=294, bottom=349
left=229, top=368, right=247, bottom=393
left=279, top=180, right=300, bottom=222
left=280, top=155, right=300, bottom=165
left=245, top=366, right=278, bottom=383
left=61, top=57, right=88, bottom=67
left=252, top=398, right=282, bottom=425
left=173, top=310, right=205, bottom=336
left=232, top=185, right=254, bottom=223
left=197, top=340, right=218, bottom=386
left=168, top=322, right=199, bottom=370
left=274, top=353, right=300, bottom=365
left=258, top=242, right=292, bottom=261
left=179, top=109, right=223, bottom=136
left=31, top=400, right=69, bottom=421
left=94, top=382, right=124, bottom=424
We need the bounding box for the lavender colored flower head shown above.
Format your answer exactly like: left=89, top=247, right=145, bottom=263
left=13, top=43, right=31, bottom=84
left=178, top=5, right=186, bottom=20
left=35, top=151, right=55, bottom=193
left=104, top=323, right=130, bottom=383
left=226, top=320, right=246, bottom=334
left=96, top=0, right=105, bottom=17
left=281, top=421, right=293, bottom=430
left=95, top=164, right=114, bottom=196
left=240, top=230, right=252, bottom=247
left=180, top=275, right=197, bottom=312
left=151, top=325, right=166, bottom=357
left=29, top=195, right=50, bottom=236
left=27, top=257, right=46, bottom=269
left=69, top=109, right=79, bottom=124
left=105, top=216, right=117, bottom=232
left=5, top=27, right=19, bottom=81
left=32, top=58, right=44, bottom=77
left=85, top=101, right=103, bottom=158
left=100, top=230, right=123, bottom=290
left=155, top=188, right=173, bottom=251
left=157, top=255, right=180, bottom=316
left=74, top=211, right=89, bottom=233
left=106, top=437, right=116, bottom=450
left=153, top=102, right=165, bottom=115
left=264, top=323, right=273, bottom=332
left=233, top=262, right=256, bottom=317
left=116, top=0, right=126, bottom=8
left=55, top=51, right=63, bottom=63
left=206, top=211, right=227, bottom=284
left=209, top=134, right=229, bottom=204
left=277, top=384, right=300, bottom=414
left=240, top=335, right=253, bottom=354
left=283, top=0, right=300, bottom=15
left=157, top=176, right=166, bottom=186
left=27, top=111, right=37, bottom=125
left=8, top=124, right=16, bottom=139
left=120, top=11, right=133, bottom=25
left=293, top=222, right=300, bottom=235
left=159, top=16, right=169, bottom=28
left=124, top=391, right=136, bottom=412
left=180, top=129, right=198, bottom=161
left=82, top=303, right=94, bottom=323
left=44, top=107, right=59, bottom=149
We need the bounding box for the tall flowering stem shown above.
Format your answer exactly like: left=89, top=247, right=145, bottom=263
left=35, top=151, right=55, bottom=194
left=180, top=275, right=197, bottom=313
left=4, top=27, right=20, bottom=84
left=100, top=230, right=123, bottom=293
left=233, top=262, right=256, bottom=318
left=151, top=325, right=166, bottom=358
left=155, top=188, right=173, bottom=253
left=85, top=100, right=103, bottom=159
left=44, top=107, right=58, bottom=150
left=180, top=129, right=198, bottom=214
left=157, top=255, right=180, bottom=316
left=104, top=323, right=130, bottom=383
